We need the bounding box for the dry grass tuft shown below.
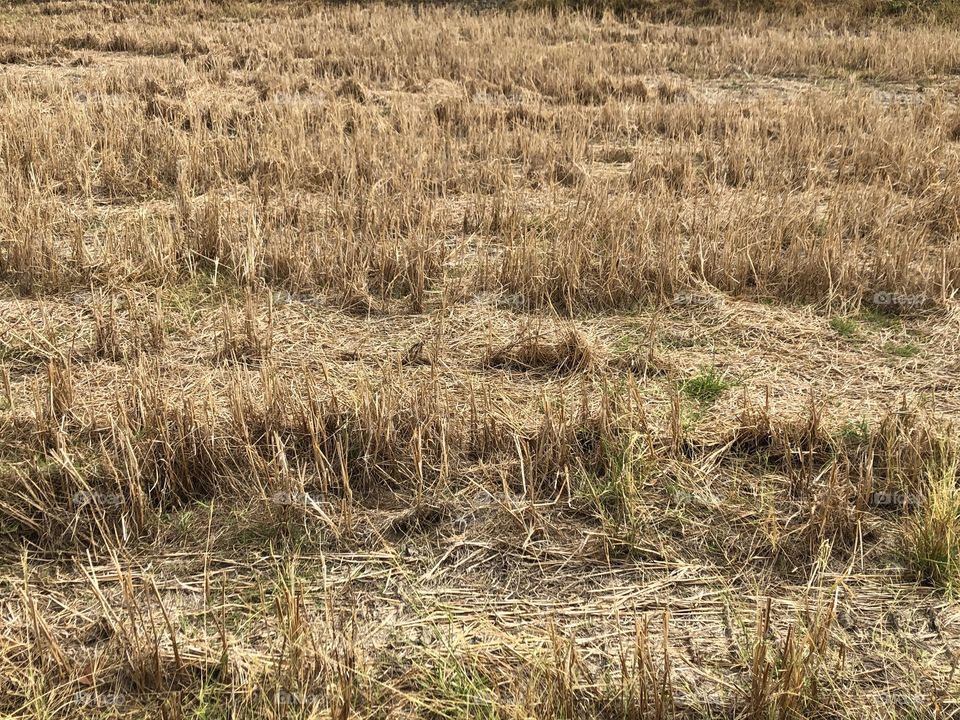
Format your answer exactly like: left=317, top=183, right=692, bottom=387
left=904, top=454, right=960, bottom=593
left=947, top=113, right=960, bottom=141
left=485, top=324, right=597, bottom=374
left=335, top=77, right=367, bottom=103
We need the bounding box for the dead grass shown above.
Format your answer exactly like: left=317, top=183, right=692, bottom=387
left=484, top=323, right=597, bottom=374
left=903, top=454, right=960, bottom=593
left=0, top=1, right=959, bottom=718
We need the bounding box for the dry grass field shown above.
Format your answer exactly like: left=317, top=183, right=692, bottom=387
left=2, top=0, right=960, bottom=717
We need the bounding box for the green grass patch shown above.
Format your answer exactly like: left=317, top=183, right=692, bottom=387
left=613, top=331, right=640, bottom=354
left=885, top=342, right=921, bottom=358
left=415, top=635, right=502, bottom=720
left=829, top=316, right=859, bottom=338
left=680, top=367, right=729, bottom=404
left=835, top=418, right=870, bottom=448
left=858, top=307, right=900, bottom=329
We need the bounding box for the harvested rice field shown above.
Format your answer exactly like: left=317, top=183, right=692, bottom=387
left=2, top=1, right=960, bottom=717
